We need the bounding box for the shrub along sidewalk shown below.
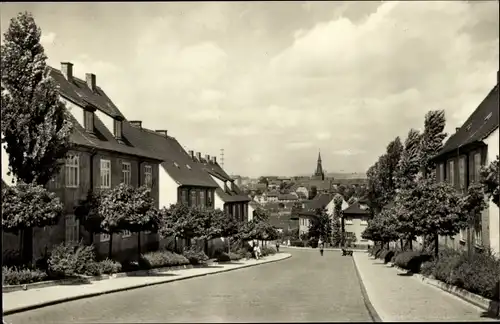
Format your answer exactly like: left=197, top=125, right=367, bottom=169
left=353, top=251, right=494, bottom=322
left=3, top=252, right=291, bottom=316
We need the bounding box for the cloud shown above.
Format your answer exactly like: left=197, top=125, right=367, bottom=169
left=12, top=1, right=497, bottom=177
left=40, top=32, right=56, bottom=46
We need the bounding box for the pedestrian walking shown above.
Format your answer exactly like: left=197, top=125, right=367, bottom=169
left=254, top=242, right=261, bottom=260
left=319, top=242, right=324, bottom=256
left=275, top=241, right=280, bottom=253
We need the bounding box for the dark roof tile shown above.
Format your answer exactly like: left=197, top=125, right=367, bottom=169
left=343, top=201, right=370, bottom=215
left=436, top=84, right=499, bottom=157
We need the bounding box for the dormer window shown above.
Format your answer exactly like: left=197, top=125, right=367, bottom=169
left=84, top=110, right=94, bottom=133
left=113, top=119, right=122, bottom=140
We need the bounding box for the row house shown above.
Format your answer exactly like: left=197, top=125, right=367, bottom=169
left=432, top=72, right=499, bottom=255
left=195, top=152, right=252, bottom=222
left=2, top=62, right=164, bottom=261
left=293, top=193, right=349, bottom=237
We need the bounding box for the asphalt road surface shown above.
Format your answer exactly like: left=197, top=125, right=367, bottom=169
left=4, top=249, right=373, bottom=323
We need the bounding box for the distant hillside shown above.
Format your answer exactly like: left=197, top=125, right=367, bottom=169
left=326, top=172, right=367, bottom=179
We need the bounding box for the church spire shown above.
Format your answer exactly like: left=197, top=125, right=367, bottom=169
left=314, top=149, right=325, bottom=180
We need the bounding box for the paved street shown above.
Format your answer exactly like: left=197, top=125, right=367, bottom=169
left=4, top=249, right=373, bottom=323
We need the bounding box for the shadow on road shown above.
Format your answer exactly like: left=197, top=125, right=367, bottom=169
left=397, top=272, right=414, bottom=277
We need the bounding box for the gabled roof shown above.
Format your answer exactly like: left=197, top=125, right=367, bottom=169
left=48, top=67, right=122, bottom=118
left=278, top=193, right=298, bottom=201
left=48, top=67, right=161, bottom=161
left=193, top=156, right=250, bottom=202
left=436, top=83, right=499, bottom=158
left=123, top=124, right=217, bottom=188
left=343, top=201, right=370, bottom=215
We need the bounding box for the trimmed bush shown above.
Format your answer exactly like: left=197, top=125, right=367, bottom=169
left=394, top=251, right=433, bottom=273
left=374, top=247, right=384, bottom=258
left=182, top=247, right=209, bottom=265
left=261, top=246, right=276, bottom=257
left=216, top=252, right=231, bottom=262
left=98, top=259, right=122, bottom=275
left=47, top=242, right=96, bottom=278
left=290, top=240, right=305, bottom=247
left=228, top=252, right=242, bottom=261
left=384, top=250, right=395, bottom=264
left=2, top=266, right=48, bottom=285
left=141, top=250, right=190, bottom=269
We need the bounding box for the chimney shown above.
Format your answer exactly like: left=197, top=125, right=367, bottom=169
left=130, top=121, right=142, bottom=129
left=155, top=130, right=168, bottom=137
left=188, top=150, right=194, bottom=159
left=85, top=73, right=96, bottom=92
left=196, top=152, right=202, bottom=161
left=212, top=156, right=217, bottom=164
left=61, top=62, right=73, bottom=82
left=456, top=127, right=460, bottom=132
left=205, top=154, right=210, bottom=162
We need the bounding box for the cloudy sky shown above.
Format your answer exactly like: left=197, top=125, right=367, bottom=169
left=1, top=1, right=498, bottom=178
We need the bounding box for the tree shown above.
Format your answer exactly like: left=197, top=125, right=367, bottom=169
left=412, top=177, right=467, bottom=257
left=395, top=129, right=421, bottom=191
left=98, top=184, right=137, bottom=258
left=480, top=155, right=499, bottom=207
left=258, top=177, right=269, bottom=187
left=74, top=190, right=104, bottom=245
left=418, top=110, right=447, bottom=178
left=378, top=137, right=404, bottom=206
left=309, top=186, right=318, bottom=200
left=461, top=182, right=489, bottom=258
left=159, top=203, right=203, bottom=252
left=333, top=194, right=345, bottom=247
left=1, top=11, right=72, bottom=264
left=123, top=186, right=162, bottom=260
left=308, top=208, right=332, bottom=244
left=2, top=182, right=63, bottom=260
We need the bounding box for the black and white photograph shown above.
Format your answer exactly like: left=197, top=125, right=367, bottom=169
left=1, top=1, right=499, bottom=323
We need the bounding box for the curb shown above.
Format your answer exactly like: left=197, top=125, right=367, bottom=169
left=351, top=254, right=383, bottom=322
left=3, top=253, right=291, bottom=316
left=388, top=262, right=499, bottom=317
left=2, top=263, right=210, bottom=294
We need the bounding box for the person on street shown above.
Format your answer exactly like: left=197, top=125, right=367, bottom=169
left=319, top=241, right=324, bottom=256
left=275, top=241, right=280, bottom=253
left=254, top=242, right=261, bottom=260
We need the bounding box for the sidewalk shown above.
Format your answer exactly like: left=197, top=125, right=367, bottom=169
left=3, top=253, right=291, bottom=316
left=353, top=252, right=496, bottom=322
left=282, top=246, right=368, bottom=252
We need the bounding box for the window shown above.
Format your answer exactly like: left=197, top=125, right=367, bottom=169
left=474, top=153, right=482, bottom=182
left=84, top=111, right=94, bottom=132
left=100, top=159, right=111, bottom=188
left=474, top=214, right=482, bottom=246
left=360, top=219, right=368, bottom=226
left=181, top=189, right=188, bottom=205
left=458, top=157, right=466, bottom=190
left=243, top=204, right=248, bottom=221
left=65, top=154, right=79, bottom=188
left=438, top=163, right=445, bottom=182
left=232, top=204, right=237, bottom=217
left=207, top=190, right=213, bottom=207
left=190, top=190, right=197, bottom=207
left=122, top=162, right=131, bottom=185
left=448, top=160, right=455, bottom=186
left=114, top=120, right=122, bottom=139
left=65, top=215, right=79, bottom=243
left=122, top=230, right=131, bottom=238
left=200, top=190, right=205, bottom=208
left=345, top=218, right=353, bottom=225
left=100, top=233, right=110, bottom=242
left=144, top=165, right=152, bottom=188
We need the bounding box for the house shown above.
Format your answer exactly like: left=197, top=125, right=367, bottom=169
left=432, top=72, right=499, bottom=255
left=197, top=152, right=251, bottom=222
left=277, top=193, right=299, bottom=203
left=265, top=191, right=279, bottom=203
left=294, top=193, right=349, bottom=236
left=2, top=62, right=164, bottom=262
left=294, top=185, right=309, bottom=199
left=342, top=201, right=372, bottom=248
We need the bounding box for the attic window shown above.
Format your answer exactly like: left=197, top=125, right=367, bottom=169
left=484, top=112, right=492, bottom=121
left=465, top=124, right=472, bottom=131
left=84, top=110, right=94, bottom=133
left=173, top=162, right=179, bottom=168
left=186, top=164, right=192, bottom=170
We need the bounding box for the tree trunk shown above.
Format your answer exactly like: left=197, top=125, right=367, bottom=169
left=228, top=237, right=231, bottom=253
left=174, top=236, right=178, bottom=253
left=89, top=231, right=94, bottom=245
left=434, top=233, right=439, bottom=258
left=108, top=234, right=113, bottom=259
left=409, top=239, right=413, bottom=250
left=204, top=239, right=208, bottom=255
left=400, top=239, right=404, bottom=250
left=21, top=228, right=33, bottom=266
left=137, top=232, right=141, bottom=261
